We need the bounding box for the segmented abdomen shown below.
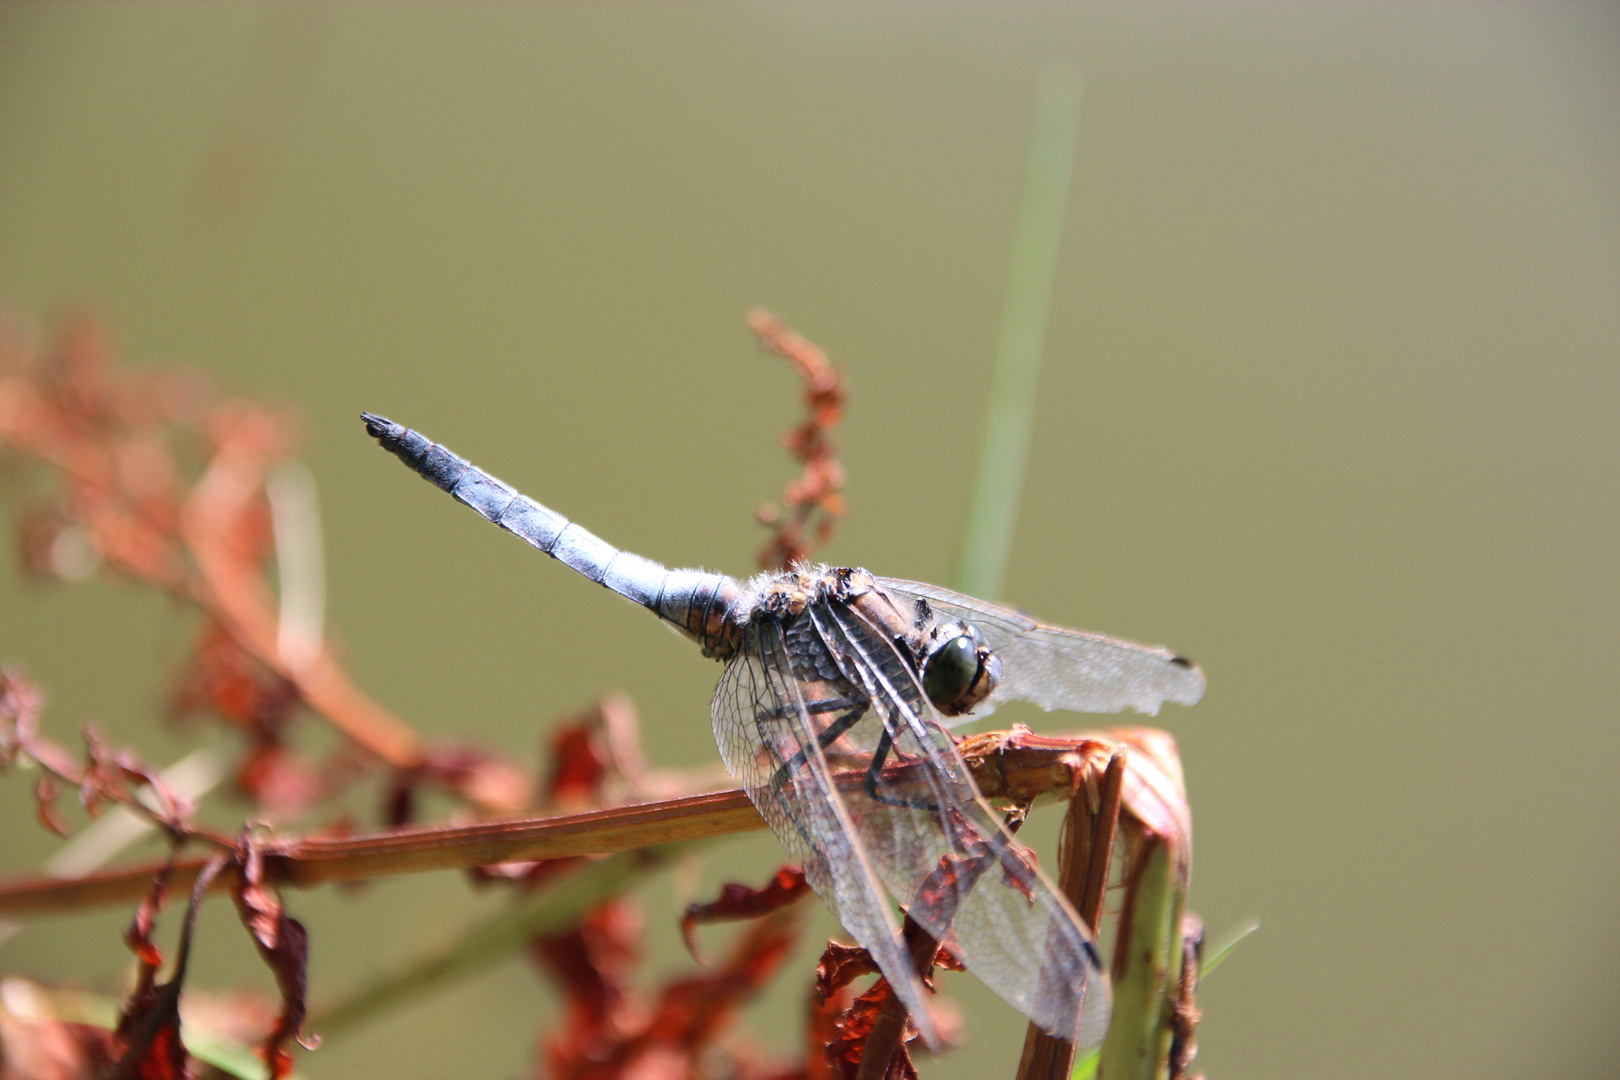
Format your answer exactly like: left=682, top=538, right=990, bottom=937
left=362, top=413, right=742, bottom=658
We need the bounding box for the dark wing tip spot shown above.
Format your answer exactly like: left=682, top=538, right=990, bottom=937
left=1170, top=654, right=1194, bottom=669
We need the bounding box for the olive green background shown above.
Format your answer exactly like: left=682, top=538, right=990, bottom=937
left=0, top=4, right=1616, bottom=1078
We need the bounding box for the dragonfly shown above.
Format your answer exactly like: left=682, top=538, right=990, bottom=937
left=361, top=413, right=1205, bottom=1051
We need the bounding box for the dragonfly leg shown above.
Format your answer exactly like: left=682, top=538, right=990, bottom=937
left=863, top=730, right=941, bottom=812
left=768, top=698, right=867, bottom=791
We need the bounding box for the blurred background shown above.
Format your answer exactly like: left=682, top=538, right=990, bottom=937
left=0, top=4, right=1615, bottom=1078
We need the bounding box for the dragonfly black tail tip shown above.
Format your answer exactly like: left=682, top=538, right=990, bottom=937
left=360, top=412, right=400, bottom=441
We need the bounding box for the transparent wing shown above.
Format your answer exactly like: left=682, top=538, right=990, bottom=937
left=710, top=621, right=939, bottom=1046
left=879, top=578, right=1205, bottom=717
left=807, top=598, right=1110, bottom=1048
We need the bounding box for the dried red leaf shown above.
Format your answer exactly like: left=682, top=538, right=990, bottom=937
left=123, top=864, right=170, bottom=984
left=533, top=898, right=644, bottom=1073
left=75, top=725, right=118, bottom=820
left=682, top=865, right=809, bottom=961
left=824, top=980, right=918, bottom=1080
left=538, top=694, right=653, bottom=814
left=803, top=972, right=858, bottom=1080
left=387, top=744, right=532, bottom=826
left=234, top=738, right=323, bottom=820
left=545, top=722, right=610, bottom=806
left=748, top=310, right=848, bottom=571
left=0, top=671, right=47, bottom=766
left=813, top=913, right=967, bottom=1080
left=231, top=834, right=312, bottom=1080
left=111, top=856, right=214, bottom=1080
left=814, top=940, right=880, bottom=1001
left=172, top=620, right=300, bottom=734
left=34, top=773, right=69, bottom=837
left=639, top=907, right=799, bottom=1049
left=540, top=905, right=803, bottom=1080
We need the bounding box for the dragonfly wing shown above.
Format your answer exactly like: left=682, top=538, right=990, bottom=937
left=878, top=578, right=1205, bottom=717
left=807, top=598, right=1110, bottom=1048
left=710, top=620, right=938, bottom=1046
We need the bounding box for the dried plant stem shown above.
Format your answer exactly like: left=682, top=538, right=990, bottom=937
left=0, top=731, right=1116, bottom=921
left=0, top=789, right=759, bottom=920
left=747, top=308, right=848, bottom=571
left=854, top=918, right=943, bottom=1080
left=1167, top=915, right=1204, bottom=1080
left=1016, top=749, right=1126, bottom=1080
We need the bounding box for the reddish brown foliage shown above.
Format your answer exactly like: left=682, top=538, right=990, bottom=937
left=231, top=835, right=313, bottom=1079
left=109, top=857, right=211, bottom=1080
left=813, top=922, right=967, bottom=1080
left=0, top=315, right=537, bottom=815
left=536, top=903, right=804, bottom=1080
left=824, top=979, right=918, bottom=1080
left=170, top=618, right=300, bottom=731
left=0, top=993, right=119, bottom=1080
left=0, top=669, right=212, bottom=845
left=748, top=310, right=848, bottom=571
left=532, top=899, right=645, bottom=1072
left=681, top=865, right=810, bottom=961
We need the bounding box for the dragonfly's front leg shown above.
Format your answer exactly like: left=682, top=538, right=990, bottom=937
left=768, top=697, right=868, bottom=791
left=863, top=729, right=942, bottom=812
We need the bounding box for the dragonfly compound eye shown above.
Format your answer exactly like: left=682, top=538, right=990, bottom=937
left=922, top=632, right=999, bottom=716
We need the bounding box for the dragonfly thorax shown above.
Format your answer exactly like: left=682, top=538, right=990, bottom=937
left=735, top=564, right=874, bottom=621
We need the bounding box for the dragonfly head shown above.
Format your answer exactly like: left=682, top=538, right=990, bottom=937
left=920, top=619, right=1001, bottom=717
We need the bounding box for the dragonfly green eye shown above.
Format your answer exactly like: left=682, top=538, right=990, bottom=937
left=922, top=631, right=998, bottom=716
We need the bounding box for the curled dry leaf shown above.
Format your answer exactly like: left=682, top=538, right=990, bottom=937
left=34, top=774, right=69, bottom=838
left=814, top=941, right=881, bottom=1003
left=110, top=856, right=219, bottom=1080
left=681, top=865, right=809, bottom=962
left=538, top=905, right=804, bottom=1080
left=1110, top=726, right=1191, bottom=854
left=231, top=833, right=312, bottom=1080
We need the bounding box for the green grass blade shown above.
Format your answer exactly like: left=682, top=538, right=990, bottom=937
left=1200, top=917, right=1260, bottom=980
left=954, top=64, right=1084, bottom=600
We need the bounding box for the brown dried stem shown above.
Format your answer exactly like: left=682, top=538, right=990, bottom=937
left=0, top=728, right=1117, bottom=921
left=1015, top=749, right=1126, bottom=1080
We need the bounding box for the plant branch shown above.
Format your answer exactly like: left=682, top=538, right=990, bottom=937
left=0, top=728, right=1117, bottom=921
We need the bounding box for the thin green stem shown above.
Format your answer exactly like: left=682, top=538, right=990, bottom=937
left=955, top=64, right=1084, bottom=600
left=1097, top=836, right=1184, bottom=1080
